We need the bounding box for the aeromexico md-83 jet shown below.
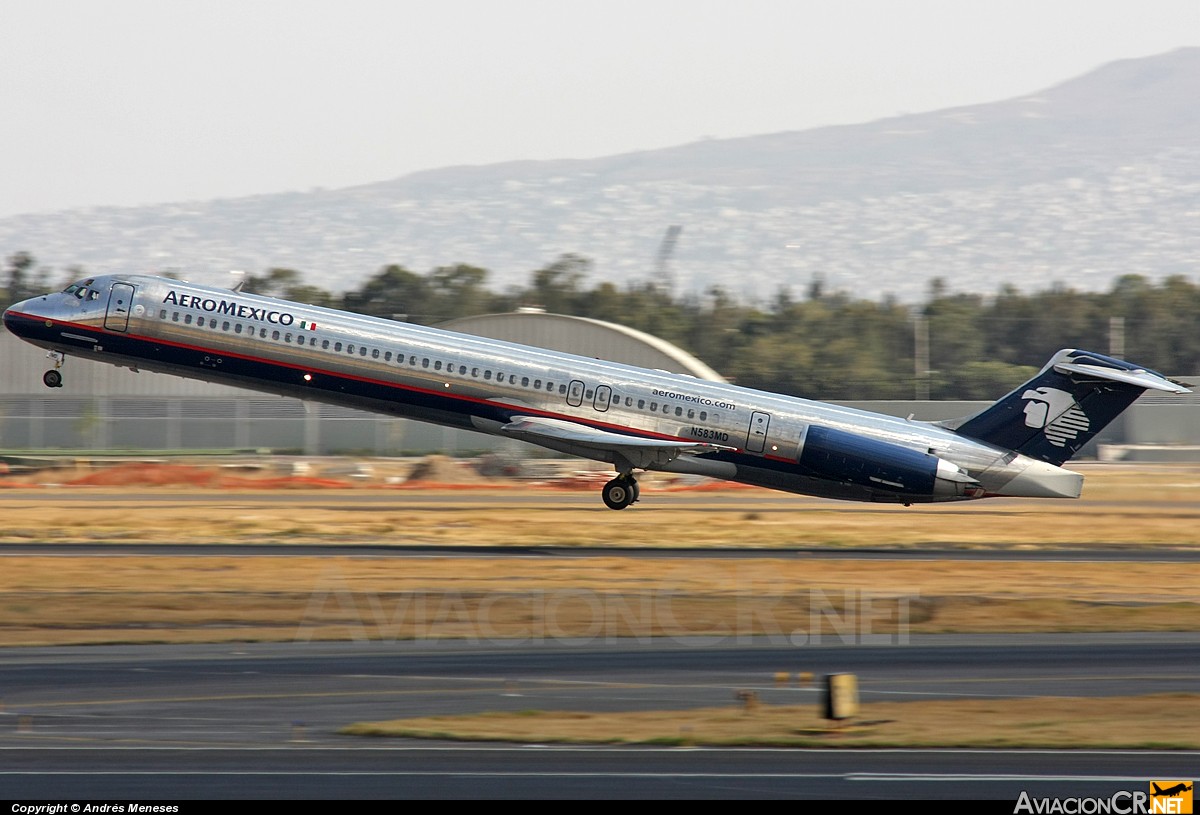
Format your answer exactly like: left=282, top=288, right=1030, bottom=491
left=3, top=274, right=1190, bottom=509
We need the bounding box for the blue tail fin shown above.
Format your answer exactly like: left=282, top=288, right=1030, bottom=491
left=947, top=349, right=1188, bottom=465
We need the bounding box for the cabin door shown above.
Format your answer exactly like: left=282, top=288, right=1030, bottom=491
left=104, top=283, right=135, bottom=332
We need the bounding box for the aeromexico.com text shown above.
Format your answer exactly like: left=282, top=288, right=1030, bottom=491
left=651, top=389, right=736, bottom=411
left=163, top=290, right=297, bottom=326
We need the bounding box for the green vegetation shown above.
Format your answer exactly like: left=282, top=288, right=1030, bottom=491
left=7, top=250, right=1196, bottom=399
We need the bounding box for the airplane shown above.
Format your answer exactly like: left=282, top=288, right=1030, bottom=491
left=2, top=273, right=1190, bottom=510
left=1152, top=784, right=1193, bottom=798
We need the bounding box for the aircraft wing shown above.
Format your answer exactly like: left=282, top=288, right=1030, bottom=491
left=500, top=415, right=733, bottom=469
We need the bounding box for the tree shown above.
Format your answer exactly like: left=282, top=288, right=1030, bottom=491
left=2, top=251, right=37, bottom=309
left=241, top=268, right=301, bottom=297
left=342, top=264, right=432, bottom=322
left=528, top=254, right=589, bottom=313
left=427, top=263, right=490, bottom=321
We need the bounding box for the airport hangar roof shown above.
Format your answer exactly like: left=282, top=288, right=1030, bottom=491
left=438, top=312, right=726, bottom=383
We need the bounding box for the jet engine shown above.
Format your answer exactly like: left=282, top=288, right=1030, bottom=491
left=798, top=425, right=979, bottom=498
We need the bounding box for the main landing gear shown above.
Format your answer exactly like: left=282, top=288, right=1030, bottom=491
left=601, top=474, right=640, bottom=511
left=43, top=351, right=64, bottom=388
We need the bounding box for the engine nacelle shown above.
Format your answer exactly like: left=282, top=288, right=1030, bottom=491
left=797, top=425, right=979, bottom=498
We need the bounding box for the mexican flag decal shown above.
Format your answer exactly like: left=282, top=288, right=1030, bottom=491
left=299, top=320, right=317, bottom=330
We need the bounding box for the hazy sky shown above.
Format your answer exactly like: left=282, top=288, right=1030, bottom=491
left=2, top=0, right=1197, bottom=217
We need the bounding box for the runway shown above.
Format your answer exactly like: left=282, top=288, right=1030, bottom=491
left=2, top=635, right=1198, bottom=798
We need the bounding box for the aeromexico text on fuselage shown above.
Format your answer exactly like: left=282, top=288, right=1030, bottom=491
left=162, top=290, right=309, bottom=327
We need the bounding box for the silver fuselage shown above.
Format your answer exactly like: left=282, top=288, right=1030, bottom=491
left=3, top=274, right=1082, bottom=502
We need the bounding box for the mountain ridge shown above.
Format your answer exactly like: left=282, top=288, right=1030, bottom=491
left=3, top=48, right=1198, bottom=301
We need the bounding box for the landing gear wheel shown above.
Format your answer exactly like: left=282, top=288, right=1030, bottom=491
left=42, top=369, right=63, bottom=389
left=629, top=481, right=640, bottom=504
left=602, top=477, right=637, bottom=510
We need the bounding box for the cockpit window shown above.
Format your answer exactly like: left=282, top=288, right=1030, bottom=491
left=63, top=278, right=98, bottom=301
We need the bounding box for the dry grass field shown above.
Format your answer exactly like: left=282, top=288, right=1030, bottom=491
left=0, top=462, right=1197, bottom=646
left=344, top=694, right=1200, bottom=748
left=1, top=462, right=1199, bottom=547
left=2, top=460, right=1198, bottom=748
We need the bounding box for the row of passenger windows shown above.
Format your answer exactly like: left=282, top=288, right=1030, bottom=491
left=158, top=308, right=710, bottom=422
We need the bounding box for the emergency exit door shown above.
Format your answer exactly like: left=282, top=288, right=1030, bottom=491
left=746, top=411, right=771, bottom=453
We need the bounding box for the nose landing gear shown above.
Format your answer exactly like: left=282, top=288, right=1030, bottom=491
left=43, top=351, right=64, bottom=388
left=601, top=474, right=640, bottom=510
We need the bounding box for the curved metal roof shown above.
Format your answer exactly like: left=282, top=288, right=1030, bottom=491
left=438, top=312, right=726, bottom=383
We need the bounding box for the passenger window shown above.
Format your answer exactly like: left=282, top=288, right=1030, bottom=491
left=675, top=407, right=683, bottom=417
left=521, top=376, right=530, bottom=387
left=558, top=384, right=566, bottom=394
left=384, top=351, right=391, bottom=361
left=347, top=344, right=355, bottom=354
left=471, top=368, right=479, bottom=377
left=322, top=340, right=330, bottom=350
left=497, top=373, right=505, bottom=383
left=649, top=402, right=657, bottom=411
left=158, top=309, right=167, bottom=319
left=335, top=342, right=343, bottom=352
left=687, top=409, right=695, bottom=419
left=284, top=333, right=292, bottom=343
left=172, top=312, right=179, bottom=322
left=422, top=358, right=429, bottom=368
left=296, top=333, right=304, bottom=343
left=410, top=356, right=417, bottom=365
left=434, top=361, right=442, bottom=371
left=223, top=321, right=231, bottom=331
left=360, top=347, right=367, bottom=356
left=197, top=317, right=205, bottom=327
left=272, top=330, right=280, bottom=340
left=700, top=411, right=707, bottom=421
left=459, top=365, right=467, bottom=375
left=626, top=397, right=633, bottom=407
left=585, top=389, right=594, bottom=400
left=484, top=370, right=492, bottom=380
left=184, top=314, right=193, bottom=325
left=260, top=328, right=267, bottom=338
left=638, top=400, right=646, bottom=409
left=235, top=324, right=242, bottom=334
left=546, top=381, right=554, bottom=391
left=534, top=379, right=541, bottom=389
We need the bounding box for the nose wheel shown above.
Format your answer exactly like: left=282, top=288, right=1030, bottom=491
left=43, top=351, right=64, bottom=388
left=601, top=475, right=640, bottom=510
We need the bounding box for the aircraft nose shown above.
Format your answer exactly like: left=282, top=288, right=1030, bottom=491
left=3, top=296, right=47, bottom=337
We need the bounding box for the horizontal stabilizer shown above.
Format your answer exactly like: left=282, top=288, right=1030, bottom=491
left=1051, top=360, right=1190, bottom=393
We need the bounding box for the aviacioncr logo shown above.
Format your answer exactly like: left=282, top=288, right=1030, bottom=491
left=1021, top=387, right=1090, bottom=448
